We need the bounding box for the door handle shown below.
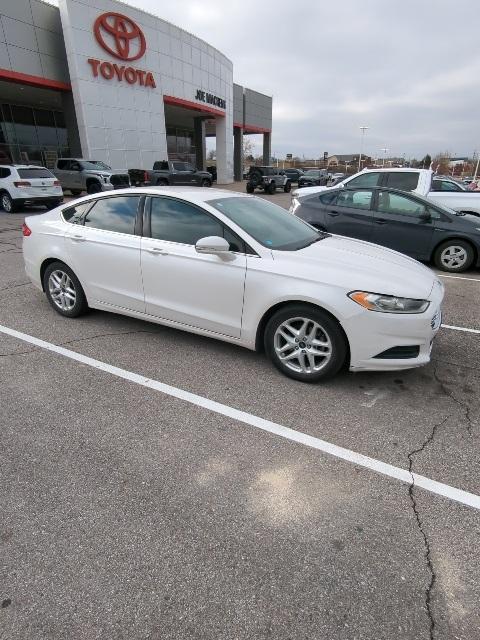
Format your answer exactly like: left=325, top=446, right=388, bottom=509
left=374, top=218, right=387, bottom=225
left=146, top=246, right=168, bottom=255
left=71, top=234, right=86, bottom=242
left=327, top=210, right=340, bottom=217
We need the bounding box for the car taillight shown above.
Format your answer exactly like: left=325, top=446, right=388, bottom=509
left=14, top=181, right=31, bottom=187
left=53, top=180, right=61, bottom=186
left=144, top=171, right=148, bottom=183
left=22, top=223, right=32, bottom=237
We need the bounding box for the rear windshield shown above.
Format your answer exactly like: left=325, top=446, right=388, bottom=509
left=17, top=168, right=54, bottom=179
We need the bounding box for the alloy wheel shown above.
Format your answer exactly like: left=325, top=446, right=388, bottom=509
left=2, top=194, right=12, bottom=212
left=440, top=245, right=467, bottom=269
left=48, top=270, right=77, bottom=312
left=273, top=316, right=333, bottom=374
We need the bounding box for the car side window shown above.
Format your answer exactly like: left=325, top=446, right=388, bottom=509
left=56, top=160, right=69, bottom=170
left=150, top=197, right=223, bottom=245
left=223, top=226, right=246, bottom=253
left=62, top=202, right=92, bottom=224
left=319, top=192, right=337, bottom=205
left=377, top=191, right=426, bottom=217
left=346, top=172, right=380, bottom=188
left=0, top=167, right=11, bottom=178
left=83, top=196, right=140, bottom=234
left=385, top=172, right=419, bottom=191
left=433, top=179, right=462, bottom=192
left=336, top=189, right=373, bottom=210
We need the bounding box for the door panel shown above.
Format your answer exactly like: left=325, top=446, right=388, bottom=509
left=324, top=189, right=374, bottom=242
left=142, top=239, right=246, bottom=337
left=371, top=191, right=434, bottom=259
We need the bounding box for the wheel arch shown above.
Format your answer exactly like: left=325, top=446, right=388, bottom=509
left=254, top=299, right=351, bottom=365
left=39, top=257, right=87, bottom=297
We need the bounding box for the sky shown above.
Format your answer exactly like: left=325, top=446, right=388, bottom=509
left=48, top=0, right=480, bottom=160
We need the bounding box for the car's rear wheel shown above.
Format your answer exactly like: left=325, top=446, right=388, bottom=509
left=433, top=240, right=474, bottom=272
left=284, top=180, right=292, bottom=193
left=201, top=178, right=212, bottom=187
left=264, top=304, right=347, bottom=382
left=43, top=262, right=88, bottom=318
left=1, top=192, right=16, bottom=213
left=156, top=178, right=169, bottom=186
left=70, top=189, right=82, bottom=196
left=267, top=181, right=276, bottom=194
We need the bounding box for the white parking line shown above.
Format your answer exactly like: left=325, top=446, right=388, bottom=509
left=438, top=274, right=480, bottom=282
left=1, top=323, right=479, bottom=511
left=442, top=324, right=480, bottom=335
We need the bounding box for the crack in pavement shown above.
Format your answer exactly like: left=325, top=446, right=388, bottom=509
left=407, top=416, right=448, bottom=640
left=433, top=364, right=475, bottom=436
left=0, top=282, right=30, bottom=293
left=431, top=356, right=480, bottom=376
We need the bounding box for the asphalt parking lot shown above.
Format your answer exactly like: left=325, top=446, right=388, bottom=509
left=1, top=191, right=479, bottom=640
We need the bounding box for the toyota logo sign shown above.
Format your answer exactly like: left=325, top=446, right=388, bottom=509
left=94, top=12, right=146, bottom=61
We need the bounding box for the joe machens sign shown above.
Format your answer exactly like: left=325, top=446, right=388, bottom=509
left=195, top=89, right=226, bottom=109
left=87, top=12, right=156, bottom=88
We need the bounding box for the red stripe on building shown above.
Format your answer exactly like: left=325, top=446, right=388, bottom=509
left=163, top=95, right=225, bottom=117
left=0, top=68, right=71, bottom=92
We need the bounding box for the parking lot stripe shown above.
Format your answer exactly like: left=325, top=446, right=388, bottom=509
left=1, top=322, right=480, bottom=512
left=442, top=324, right=480, bottom=335
left=438, top=274, right=480, bottom=282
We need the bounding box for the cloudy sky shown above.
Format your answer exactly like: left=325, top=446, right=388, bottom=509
left=50, top=0, right=479, bottom=160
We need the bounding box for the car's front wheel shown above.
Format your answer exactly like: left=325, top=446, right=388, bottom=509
left=1, top=192, right=16, bottom=213
left=267, top=181, right=276, bottom=195
left=284, top=180, right=292, bottom=193
left=246, top=183, right=255, bottom=194
left=43, top=262, right=88, bottom=317
left=264, top=304, right=347, bottom=382
left=86, top=181, right=102, bottom=194
left=201, top=178, right=211, bottom=187
left=433, top=240, right=474, bottom=272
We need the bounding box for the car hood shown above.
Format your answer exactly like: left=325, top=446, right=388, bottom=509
left=272, top=235, right=437, bottom=299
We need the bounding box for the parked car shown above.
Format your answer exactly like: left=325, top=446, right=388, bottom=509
left=431, top=177, right=467, bottom=192
left=206, top=165, right=217, bottom=182
left=298, top=169, right=329, bottom=188
left=330, top=172, right=347, bottom=185
left=291, top=185, right=480, bottom=272
left=129, top=161, right=212, bottom=187
left=54, top=159, right=130, bottom=196
left=283, top=168, right=304, bottom=184
left=0, top=164, right=63, bottom=213
left=245, top=166, right=291, bottom=194
left=22, top=187, right=443, bottom=382
left=292, top=168, right=480, bottom=217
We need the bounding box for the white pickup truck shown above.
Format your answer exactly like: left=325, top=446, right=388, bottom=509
left=293, top=168, right=480, bottom=216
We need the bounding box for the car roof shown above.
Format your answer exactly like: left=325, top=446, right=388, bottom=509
left=67, top=186, right=254, bottom=205
left=0, top=164, right=48, bottom=169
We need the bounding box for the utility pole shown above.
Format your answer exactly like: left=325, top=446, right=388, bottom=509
left=381, top=147, right=389, bottom=167
left=358, top=126, right=369, bottom=171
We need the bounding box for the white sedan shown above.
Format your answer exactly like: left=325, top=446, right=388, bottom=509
left=22, top=187, right=444, bottom=382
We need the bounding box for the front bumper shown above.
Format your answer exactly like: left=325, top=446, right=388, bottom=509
left=344, top=286, right=444, bottom=372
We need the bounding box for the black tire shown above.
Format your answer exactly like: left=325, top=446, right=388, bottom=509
left=264, top=304, right=347, bottom=382
left=201, top=178, right=212, bottom=187
left=284, top=180, right=292, bottom=193
left=70, top=190, right=82, bottom=196
left=86, top=181, right=102, bottom=195
left=433, top=239, right=475, bottom=273
left=267, top=181, right=276, bottom=195
left=45, top=200, right=63, bottom=211
left=43, top=261, right=88, bottom=318
left=1, top=192, right=17, bottom=213
left=246, top=183, right=255, bottom=194
left=156, top=178, right=169, bottom=186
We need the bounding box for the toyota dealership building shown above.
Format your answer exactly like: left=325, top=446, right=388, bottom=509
left=0, top=0, right=272, bottom=182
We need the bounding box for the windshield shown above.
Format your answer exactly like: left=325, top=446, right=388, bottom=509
left=82, top=161, right=111, bottom=171
left=208, top=196, right=323, bottom=251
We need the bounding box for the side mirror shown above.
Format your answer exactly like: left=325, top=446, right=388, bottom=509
left=195, top=236, right=230, bottom=255
left=420, top=210, right=432, bottom=222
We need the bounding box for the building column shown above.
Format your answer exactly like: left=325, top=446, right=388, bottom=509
left=193, top=117, right=206, bottom=171
left=233, top=126, right=243, bottom=181
left=61, top=92, right=82, bottom=157
left=262, top=131, right=271, bottom=165
left=215, top=115, right=233, bottom=184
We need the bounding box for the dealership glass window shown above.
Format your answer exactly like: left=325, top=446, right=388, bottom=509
left=150, top=197, right=223, bottom=244
left=34, top=108, right=59, bottom=146
left=84, top=196, right=140, bottom=234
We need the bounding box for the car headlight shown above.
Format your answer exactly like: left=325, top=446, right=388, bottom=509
left=348, top=291, right=430, bottom=314
left=290, top=197, right=300, bottom=214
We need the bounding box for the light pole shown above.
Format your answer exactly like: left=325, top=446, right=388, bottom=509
left=358, top=126, right=369, bottom=171
left=380, top=147, right=389, bottom=167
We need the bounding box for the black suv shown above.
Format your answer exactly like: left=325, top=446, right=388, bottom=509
left=298, top=169, right=329, bottom=188
left=246, top=166, right=291, bottom=194
left=283, top=168, right=304, bottom=184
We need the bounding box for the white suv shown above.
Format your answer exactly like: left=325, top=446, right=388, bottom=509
left=0, top=165, right=63, bottom=213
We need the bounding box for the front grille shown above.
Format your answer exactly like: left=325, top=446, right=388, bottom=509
left=374, top=345, right=420, bottom=360
left=110, top=173, right=130, bottom=187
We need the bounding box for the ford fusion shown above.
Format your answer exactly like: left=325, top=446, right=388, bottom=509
left=22, top=188, right=444, bottom=382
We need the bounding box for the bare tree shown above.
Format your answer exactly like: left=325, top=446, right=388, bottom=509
left=207, top=149, right=215, bottom=161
